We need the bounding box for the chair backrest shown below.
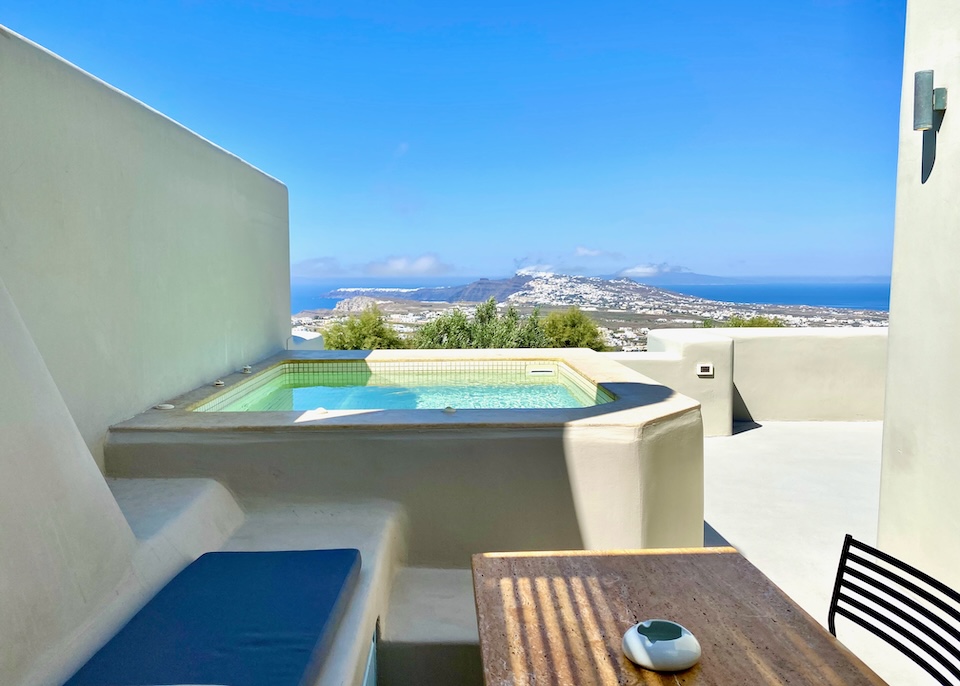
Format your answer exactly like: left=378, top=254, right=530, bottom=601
left=829, top=534, right=960, bottom=685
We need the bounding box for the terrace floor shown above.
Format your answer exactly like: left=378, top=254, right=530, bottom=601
left=704, top=421, right=930, bottom=685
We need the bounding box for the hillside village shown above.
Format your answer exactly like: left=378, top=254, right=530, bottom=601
left=293, top=272, right=889, bottom=351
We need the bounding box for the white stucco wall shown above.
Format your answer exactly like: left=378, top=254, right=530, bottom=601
left=1, top=275, right=246, bottom=686
left=608, top=330, right=734, bottom=436
left=878, top=0, right=960, bottom=587
left=611, top=330, right=734, bottom=436
left=609, top=328, right=886, bottom=432
left=721, top=328, right=888, bottom=422
left=0, top=277, right=137, bottom=685
left=0, top=26, right=290, bottom=468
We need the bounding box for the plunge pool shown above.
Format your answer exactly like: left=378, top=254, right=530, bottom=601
left=194, top=360, right=613, bottom=411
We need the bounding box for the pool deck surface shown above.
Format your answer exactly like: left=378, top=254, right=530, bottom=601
left=705, top=421, right=929, bottom=685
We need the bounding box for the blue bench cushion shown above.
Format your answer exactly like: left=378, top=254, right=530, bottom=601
left=65, top=548, right=361, bottom=686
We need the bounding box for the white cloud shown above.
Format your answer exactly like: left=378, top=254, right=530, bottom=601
left=620, top=264, right=661, bottom=277
left=294, top=253, right=455, bottom=278
left=291, top=256, right=347, bottom=278
left=574, top=246, right=624, bottom=260
left=362, top=253, right=453, bottom=277
left=619, top=262, right=690, bottom=278
left=516, top=264, right=555, bottom=276
left=575, top=246, right=603, bottom=257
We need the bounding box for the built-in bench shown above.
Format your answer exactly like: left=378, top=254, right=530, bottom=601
left=65, top=549, right=362, bottom=686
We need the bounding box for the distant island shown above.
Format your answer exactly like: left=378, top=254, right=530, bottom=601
left=328, top=275, right=534, bottom=304
left=608, top=265, right=890, bottom=287
left=292, top=272, right=888, bottom=352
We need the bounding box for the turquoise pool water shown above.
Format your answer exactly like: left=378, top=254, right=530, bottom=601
left=197, top=361, right=611, bottom=412
left=238, top=381, right=585, bottom=411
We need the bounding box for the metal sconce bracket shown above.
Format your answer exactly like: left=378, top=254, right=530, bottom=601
left=914, top=70, right=947, bottom=131
left=934, top=87, right=948, bottom=112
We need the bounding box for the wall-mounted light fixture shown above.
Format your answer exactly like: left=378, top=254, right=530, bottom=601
left=914, top=70, right=947, bottom=131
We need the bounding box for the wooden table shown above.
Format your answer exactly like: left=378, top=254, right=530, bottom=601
left=472, top=547, right=887, bottom=685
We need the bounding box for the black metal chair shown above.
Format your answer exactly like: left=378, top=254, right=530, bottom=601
left=829, top=534, right=960, bottom=685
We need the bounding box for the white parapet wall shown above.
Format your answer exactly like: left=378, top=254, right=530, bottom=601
left=720, top=328, right=888, bottom=422
left=0, top=26, right=290, bottom=469
left=609, top=327, right=887, bottom=433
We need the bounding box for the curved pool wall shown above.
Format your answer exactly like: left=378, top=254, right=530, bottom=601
left=105, top=349, right=704, bottom=566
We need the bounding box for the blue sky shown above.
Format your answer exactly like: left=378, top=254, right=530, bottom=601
left=6, top=1, right=906, bottom=281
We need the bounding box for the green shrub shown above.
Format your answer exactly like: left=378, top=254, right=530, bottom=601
left=322, top=305, right=406, bottom=350
left=412, top=298, right=549, bottom=349
left=543, top=307, right=607, bottom=351
left=725, top=314, right=785, bottom=328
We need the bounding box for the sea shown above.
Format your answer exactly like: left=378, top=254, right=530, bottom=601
left=291, top=279, right=891, bottom=315
left=661, top=283, right=891, bottom=312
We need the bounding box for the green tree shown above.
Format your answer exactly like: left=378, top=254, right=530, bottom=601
left=412, top=298, right=549, bottom=349
left=411, top=307, right=474, bottom=349
left=543, top=307, right=607, bottom=351
left=322, top=305, right=406, bottom=350
left=725, top=314, right=785, bottom=328
left=516, top=307, right=550, bottom=348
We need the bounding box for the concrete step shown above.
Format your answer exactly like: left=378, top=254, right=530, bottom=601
left=380, top=567, right=482, bottom=686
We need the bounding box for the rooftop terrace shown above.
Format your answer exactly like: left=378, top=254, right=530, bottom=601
left=4, top=5, right=960, bottom=683
left=704, top=422, right=928, bottom=685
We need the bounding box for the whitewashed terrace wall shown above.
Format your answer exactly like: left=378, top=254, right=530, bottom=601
left=0, top=26, right=290, bottom=468
left=609, top=328, right=887, bottom=434
left=608, top=329, right=734, bottom=436
left=721, top=328, right=887, bottom=422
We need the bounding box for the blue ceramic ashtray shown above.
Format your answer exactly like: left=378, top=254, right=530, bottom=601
left=622, top=619, right=701, bottom=672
